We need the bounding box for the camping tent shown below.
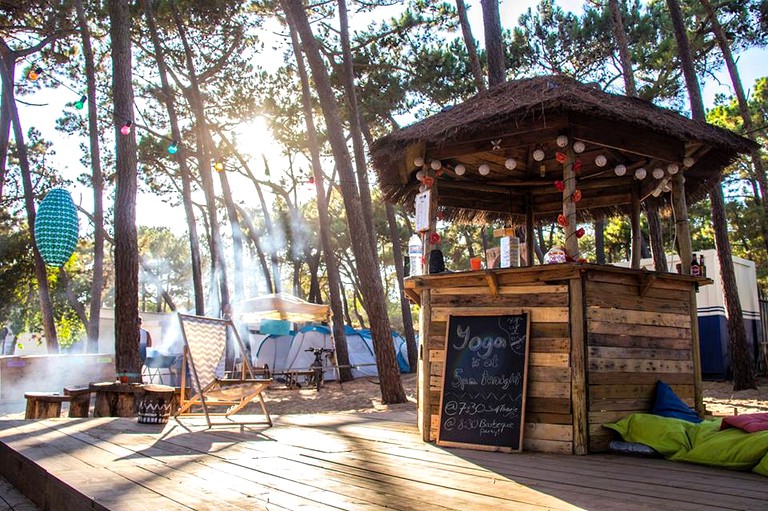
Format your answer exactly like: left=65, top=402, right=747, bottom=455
left=250, top=333, right=293, bottom=373
left=359, top=328, right=411, bottom=373
left=284, top=325, right=337, bottom=380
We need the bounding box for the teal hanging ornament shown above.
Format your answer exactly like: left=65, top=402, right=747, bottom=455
left=34, top=188, right=79, bottom=267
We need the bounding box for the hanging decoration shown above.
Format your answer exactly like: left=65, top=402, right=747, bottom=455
left=454, top=164, right=466, bottom=176
left=555, top=152, right=567, bottom=164
left=554, top=180, right=564, bottom=191
left=505, top=158, right=517, bottom=170
left=120, top=120, right=132, bottom=135
left=74, top=95, right=87, bottom=110
left=28, top=66, right=43, bottom=81
left=308, top=176, right=315, bottom=185
left=214, top=162, right=225, bottom=172
left=557, top=214, right=569, bottom=227
left=429, top=232, right=441, bottom=244
left=556, top=135, right=569, bottom=148
left=576, top=227, right=585, bottom=239
left=34, top=188, right=79, bottom=267
left=478, top=163, right=490, bottom=176
left=573, top=160, right=583, bottom=173
left=422, top=176, right=435, bottom=187
left=573, top=189, right=582, bottom=202
left=167, top=140, right=179, bottom=154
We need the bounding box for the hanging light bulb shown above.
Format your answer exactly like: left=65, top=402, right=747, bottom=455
left=416, top=170, right=426, bottom=181
left=505, top=158, right=517, bottom=170
left=478, top=163, right=490, bottom=176
left=614, top=164, right=627, bottom=176
left=573, top=140, right=585, bottom=153
left=635, top=167, right=647, bottom=180
left=167, top=140, right=179, bottom=154
left=413, top=157, right=425, bottom=167
left=667, top=163, right=680, bottom=175
left=595, top=154, right=607, bottom=167
left=74, top=95, right=87, bottom=110
left=454, top=164, right=466, bottom=176
left=430, top=160, right=442, bottom=171
left=120, top=120, right=132, bottom=135
left=214, top=161, right=224, bottom=172
left=28, top=67, right=43, bottom=81
left=556, top=135, right=569, bottom=148
left=683, top=156, right=695, bottom=167
left=532, top=147, right=545, bottom=162
left=652, top=167, right=665, bottom=179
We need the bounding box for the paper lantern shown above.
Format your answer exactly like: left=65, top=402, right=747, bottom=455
left=34, top=188, right=79, bottom=267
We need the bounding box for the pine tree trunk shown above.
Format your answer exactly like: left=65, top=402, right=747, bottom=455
left=74, top=0, right=105, bottom=352
left=386, top=203, right=418, bottom=372
left=667, top=0, right=754, bottom=389
left=287, top=19, right=352, bottom=381
left=480, top=0, right=505, bottom=86
left=109, top=0, right=140, bottom=381
left=456, top=0, right=485, bottom=91
left=142, top=0, right=205, bottom=314
left=283, top=0, right=406, bottom=403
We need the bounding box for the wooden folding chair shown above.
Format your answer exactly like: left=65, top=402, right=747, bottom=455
left=175, top=313, right=272, bottom=428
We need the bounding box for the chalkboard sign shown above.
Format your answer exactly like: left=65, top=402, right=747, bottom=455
left=437, top=313, right=530, bottom=452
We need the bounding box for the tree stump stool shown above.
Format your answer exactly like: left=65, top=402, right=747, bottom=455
left=63, top=386, right=91, bottom=418
left=24, top=392, right=69, bottom=419
left=89, top=382, right=143, bottom=417
left=137, top=384, right=175, bottom=424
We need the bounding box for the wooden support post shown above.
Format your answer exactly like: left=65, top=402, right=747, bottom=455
left=690, top=287, right=704, bottom=415
left=63, top=386, right=91, bottom=418
left=631, top=184, right=642, bottom=269
left=526, top=194, right=535, bottom=266
left=569, top=275, right=588, bottom=455
left=24, top=392, right=68, bottom=419
left=672, top=172, right=693, bottom=274
left=417, top=288, right=432, bottom=441
left=563, top=148, right=578, bottom=259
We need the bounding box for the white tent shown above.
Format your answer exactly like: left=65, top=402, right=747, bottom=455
left=249, top=333, right=293, bottom=373
left=284, top=325, right=337, bottom=380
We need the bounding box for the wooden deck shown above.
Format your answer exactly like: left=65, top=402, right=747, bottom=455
left=0, top=410, right=765, bottom=511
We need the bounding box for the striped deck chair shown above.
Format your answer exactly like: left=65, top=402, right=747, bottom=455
left=175, top=313, right=272, bottom=428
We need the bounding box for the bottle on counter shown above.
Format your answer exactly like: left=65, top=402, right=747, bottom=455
left=699, top=254, right=706, bottom=277
left=691, top=254, right=700, bottom=276
left=408, top=233, right=422, bottom=276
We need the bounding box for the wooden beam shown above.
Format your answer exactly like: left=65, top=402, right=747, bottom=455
left=483, top=271, right=499, bottom=297
left=569, top=274, right=588, bottom=455
left=569, top=115, right=685, bottom=163
left=404, top=288, right=421, bottom=305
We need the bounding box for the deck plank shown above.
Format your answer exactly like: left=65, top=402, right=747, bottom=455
left=1, top=412, right=766, bottom=511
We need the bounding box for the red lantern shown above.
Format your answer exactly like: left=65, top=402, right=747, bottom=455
left=423, top=176, right=435, bottom=187
left=555, top=152, right=567, bottom=164
left=435, top=168, right=444, bottom=177
left=554, top=180, right=564, bottom=191
left=436, top=211, right=444, bottom=221
left=576, top=227, right=585, bottom=238
left=429, top=232, right=441, bottom=244
left=557, top=214, right=569, bottom=227
left=573, top=189, right=582, bottom=202
left=574, top=159, right=583, bottom=172
left=308, top=176, right=315, bottom=185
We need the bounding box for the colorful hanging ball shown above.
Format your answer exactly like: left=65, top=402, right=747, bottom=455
left=555, top=152, right=567, bottom=164
left=422, top=176, right=435, bottom=187
left=308, top=176, right=315, bottom=185
left=573, top=159, right=583, bottom=173
left=576, top=227, right=586, bottom=239
left=573, top=189, right=582, bottom=202
left=435, top=168, right=444, bottom=177
left=28, top=67, right=43, bottom=81
left=74, top=95, right=87, bottom=110
left=214, top=162, right=224, bottom=172
left=554, top=180, right=564, bottom=192
left=34, top=188, right=79, bottom=267
left=429, top=232, right=441, bottom=244
left=167, top=141, right=179, bottom=154
left=436, top=211, right=444, bottom=221
left=120, top=120, right=132, bottom=135
left=557, top=214, right=569, bottom=227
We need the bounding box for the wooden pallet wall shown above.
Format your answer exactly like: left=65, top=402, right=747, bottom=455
left=422, top=273, right=576, bottom=454
left=584, top=271, right=698, bottom=452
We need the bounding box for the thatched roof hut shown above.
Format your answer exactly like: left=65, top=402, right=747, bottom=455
left=370, top=75, right=756, bottom=225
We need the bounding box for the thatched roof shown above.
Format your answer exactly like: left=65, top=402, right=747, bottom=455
left=370, top=75, right=757, bottom=224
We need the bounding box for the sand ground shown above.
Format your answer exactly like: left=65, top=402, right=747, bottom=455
left=1, top=373, right=765, bottom=419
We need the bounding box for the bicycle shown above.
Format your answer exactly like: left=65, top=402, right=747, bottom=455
left=305, top=347, right=334, bottom=391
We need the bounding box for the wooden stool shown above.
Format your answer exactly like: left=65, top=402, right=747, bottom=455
left=63, top=386, right=91, bottom=418
left=137, top=384, right=175, bottom=424
left=24, top=392, right=69, bottom=419
left=89, top=382, right=143, bottom=417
